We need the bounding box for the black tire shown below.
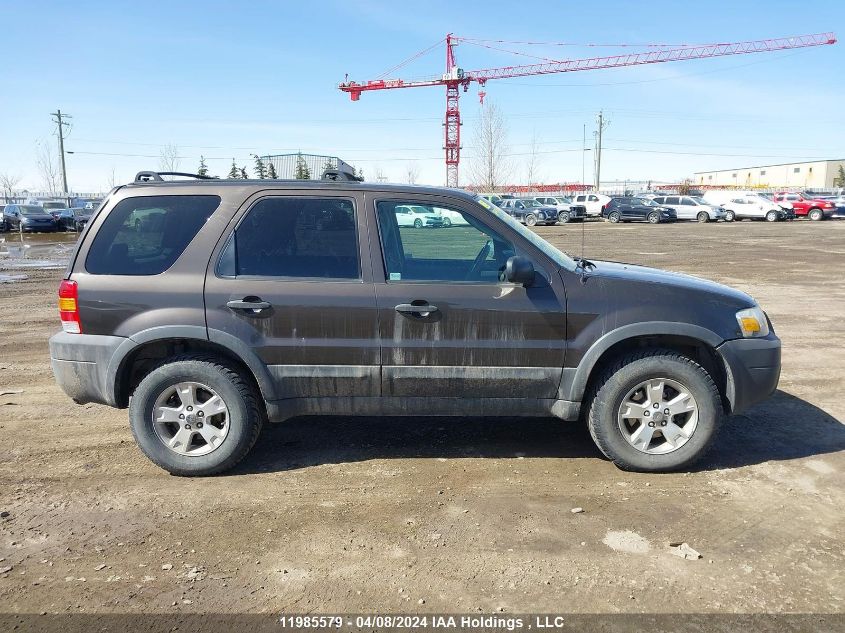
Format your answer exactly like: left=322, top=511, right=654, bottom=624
left=697, top=211, right=709, bottom=223
left=586, top=349, right=722, bottom=472
left=647, top=211, right=660, bottom=224
left=608, top=211, right=621, bottom=223
left=129, top=355, right=265, bottom=476
left=558, top=211, right=571, bottom=224
left=724, top=210, right=735, bottom=222
left=413, top=218, right=423, bottom=228
left=524, top=213, right=537, bottom=227
left=808, top=208, right=823, bottom=221
left=765, top=210, right=778, bottom=222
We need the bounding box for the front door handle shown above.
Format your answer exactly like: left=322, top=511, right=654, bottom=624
left=395, top=302, right=439, bottom=317
left=227, top=298, right=272, bottom=313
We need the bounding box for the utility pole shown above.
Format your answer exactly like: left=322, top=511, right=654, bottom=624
left=594, top=110, right=609, bottom=192
left=581, top=123, right=586, bottom=189
left=50, top=109, right=72, bottom=195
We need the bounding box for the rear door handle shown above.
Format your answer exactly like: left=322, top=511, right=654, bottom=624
left=395, top=302, right=439, bottom=317
left=227, top=298, right=272, bottom=313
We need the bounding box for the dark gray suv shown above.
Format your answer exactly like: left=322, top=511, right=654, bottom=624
left=49, top=172, right=781, bottom=476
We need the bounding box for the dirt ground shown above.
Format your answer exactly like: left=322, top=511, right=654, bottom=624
left=0, top=220, right=843, bottom=620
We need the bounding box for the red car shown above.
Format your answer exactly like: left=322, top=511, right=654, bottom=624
left=773, top=192, right=836, bottom=221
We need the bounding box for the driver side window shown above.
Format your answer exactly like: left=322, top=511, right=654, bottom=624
left=376, top=201, right=515, bottom=283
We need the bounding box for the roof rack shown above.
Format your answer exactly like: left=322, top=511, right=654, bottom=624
left=134, top=171, right=218, bottom=183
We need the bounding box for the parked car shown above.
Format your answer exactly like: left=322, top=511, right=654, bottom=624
left=601, top=197, right=677, bottom=224
left=533, top=196, right=587, bottom=223
left=2, top=204, right=59, bottom=232
left=772, top=192, right=835, bottom=221
left=703, top=192, right=792, bottom=222
left=57, top=207, right=92, bottom=231
left=394, top=204, right=444, bottom=228
left=650, top=195, right=726, bottom=222
left=479, top=194, right=504, bottom=206
left=499, top=198, right=558, bottom=226
left=571, top=193, right=612, bottom=217
left=49, top=170, right=780, bottom=476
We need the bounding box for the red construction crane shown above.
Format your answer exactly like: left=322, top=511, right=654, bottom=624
left=339, top=32, right=836, bottom=187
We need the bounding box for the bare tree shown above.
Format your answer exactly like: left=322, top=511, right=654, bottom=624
left=158, top=144, right=181, bottom=172
left=405, top=162, right=420, bottom=185
left=524, top=130, right=542, bottom=188
left=0, top=172, right=21, bottom=199
left=468, top=101, right=511, bottom=191
left=106, top=168, right=119, bottom=190
left=35, top=140, right=61, bottom=192
left=374, top=165, right=387, bottom=182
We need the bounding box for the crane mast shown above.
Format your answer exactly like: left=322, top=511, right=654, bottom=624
left=339, top=32, right=836, bottom=188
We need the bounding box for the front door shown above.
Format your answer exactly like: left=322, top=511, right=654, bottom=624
left=204, top=192, right=380, bottom=399
left=369, top=195, right=567, bottom=399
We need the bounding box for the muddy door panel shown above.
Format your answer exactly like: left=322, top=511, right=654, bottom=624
left=370, top=195, right=567, bottom=399
left=204, top=193, right=380, bottom=398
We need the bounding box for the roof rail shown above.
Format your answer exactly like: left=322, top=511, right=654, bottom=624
left=134, top=171, right=218, bottom=183
left=322, top=168, right=364, bottom=182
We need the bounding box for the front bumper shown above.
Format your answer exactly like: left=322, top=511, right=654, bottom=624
left=716, top=334, right=781, bottom=415
left=49, top=331, right=126, bottom=406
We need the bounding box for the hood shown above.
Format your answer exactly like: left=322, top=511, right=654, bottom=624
left=587, top=259, right=754, bottom=307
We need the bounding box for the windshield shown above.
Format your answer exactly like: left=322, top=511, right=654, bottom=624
left=475, top=196, right=576, bottom=271
left=557, top=197, right=572, bottom=204
left=20, top=206, right=47, bottom=216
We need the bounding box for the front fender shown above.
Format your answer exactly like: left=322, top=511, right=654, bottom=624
left=560, top=321, right=724, bottom=402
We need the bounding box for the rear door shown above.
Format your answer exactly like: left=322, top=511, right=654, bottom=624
left=204, top=191, right=381, bottom=399
left=368, top=194, right=567, bottom=399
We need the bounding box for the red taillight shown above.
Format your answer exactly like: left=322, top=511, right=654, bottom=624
left=58, top=279, right=81, bottom=334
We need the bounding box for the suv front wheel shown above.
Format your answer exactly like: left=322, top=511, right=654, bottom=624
left=129, top=356, right=265, bottom=476
left=586, top=349, right=721, bottom=472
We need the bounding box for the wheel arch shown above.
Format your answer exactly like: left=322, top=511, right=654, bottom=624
left=566, top=323, right=729, bottom=411
left=109, top=327, right=276, bottom=407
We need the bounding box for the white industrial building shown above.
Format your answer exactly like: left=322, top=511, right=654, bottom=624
left=694, top=159, right=845, bottom=189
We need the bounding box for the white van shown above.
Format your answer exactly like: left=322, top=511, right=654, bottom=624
left=702, top=191, right=789, bottom=222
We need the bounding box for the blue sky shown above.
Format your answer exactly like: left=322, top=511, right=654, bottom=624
left=1, top=0, right=843, bottom=192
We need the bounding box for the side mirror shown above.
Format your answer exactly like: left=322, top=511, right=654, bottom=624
left=505, top=256, right=535, bottom=286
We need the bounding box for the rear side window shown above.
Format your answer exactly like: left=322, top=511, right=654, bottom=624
left=86, top=195, right=220, bottom=275
left=221, top=197, right=359, bottom=279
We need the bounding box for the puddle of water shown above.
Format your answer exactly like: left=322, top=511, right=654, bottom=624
left=0, top=233, right=78, bottom=271
left=0, top=273, right=28, bottom=283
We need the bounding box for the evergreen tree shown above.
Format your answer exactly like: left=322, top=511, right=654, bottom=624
left=267, top=162, right=277, bottom=179
left=240, top=166, right=248, bottom=179
left=227, top=159, right=239, bottom=179
left=197, top=156, right=209, bottom=177
left=253, top=154, right=267, bottom=179
left=294, top=153, right=311, bottom=180
left=835, top=165, right=845, bottom=188
left=354, top=167, right=364, bottom=181
left=322, top=158, right=334, bottom=176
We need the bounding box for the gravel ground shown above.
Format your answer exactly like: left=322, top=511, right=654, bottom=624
left=0, top=220, right=843, bottom=619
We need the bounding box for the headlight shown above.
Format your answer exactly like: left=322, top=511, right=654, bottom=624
left=736, top=307, right=770, bottom=338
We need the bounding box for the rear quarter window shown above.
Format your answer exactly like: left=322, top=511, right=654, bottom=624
left=85, top=195, right=220, bottom=275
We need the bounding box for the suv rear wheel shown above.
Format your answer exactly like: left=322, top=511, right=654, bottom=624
left=607, top=211, right=621, bottom=223
left=129, top=356, right=264, bottom=476
left=586, top=349, right=721, bottom=472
